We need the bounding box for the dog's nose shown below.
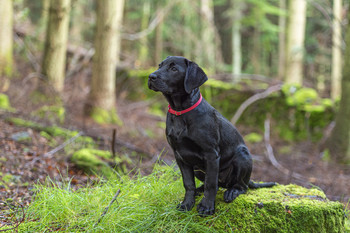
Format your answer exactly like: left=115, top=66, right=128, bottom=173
left=149, top=73, right=157, bottom=81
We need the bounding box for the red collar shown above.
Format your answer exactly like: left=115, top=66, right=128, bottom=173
left=168, top=93, right=203, bottom=116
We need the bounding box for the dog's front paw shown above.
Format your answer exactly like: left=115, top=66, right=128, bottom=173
left=177, top=200, right=195, bottom=212
left=197, top=199, right=215, bottom=216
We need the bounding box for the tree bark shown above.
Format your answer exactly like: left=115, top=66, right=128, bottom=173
left=331, top=0, right=342, bottom=100
left=86, top=0, right=123, bottom=124
left=0, top=0, right=14, bottom=77
left=231, top=0, right=243, bottom=80
left=139, top=0, right=151, bottom=65
left=41, top=0, right=71, bottom=93
left=115, top=0, right=125, bottom=63
left=278, top=0, right=286, bottom=79
left=214, top=0, right=232, bottom=65
left=200, top=0, right=216, bottom=69
left=154, top=3, right=164, bottom=65
left=284, top=0, right=307, bottom=85
left=326, top=9, right=350, bottom=163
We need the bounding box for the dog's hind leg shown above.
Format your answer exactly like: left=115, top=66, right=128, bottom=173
left=223, top=185, right=247, bottom=203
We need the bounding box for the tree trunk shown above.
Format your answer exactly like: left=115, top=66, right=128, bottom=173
left=41, top=0, right=71, bottom=93
left=284, top=0, right=307, bottom=85
left=200, top=0, right=216, bottom=70
left=0, top=0, right=14, bottom=77
left=251, top=28, right=261, bottom=74
left=139, top=0, right=151, bottom=65
left=115, top=0, right=125, bottom=63
left=154, top=3, right=164, bottom=65
left=86, top=0, right=122, bottom=125
left=331, top=0, right=342, bottom=100
left=214, top=0, right=232, bottom=65
left=231, top=0, right=243, bottom=80
left=326, top=9, right=350, bottom=163
left=278, top=0, right=286, bottom=79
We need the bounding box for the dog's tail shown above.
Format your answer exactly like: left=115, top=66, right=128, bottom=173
left=248, top=181, right=276, bottom=189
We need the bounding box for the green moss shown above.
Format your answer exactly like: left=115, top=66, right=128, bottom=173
left=204, top=79, right=237, bottom=90
left=6, top=117, right=42, bottom=129
left=29, top=90, right=62, bottom=105
left=0, top=49, right=13, bottom=77
left=31, top=105, right=65, bottom=124
left=71, top=148, right=131, bottom=176
left=90, top=107, right=123, bottom=126
left=244, top=132, right=263, bottom=143
left=2, top=173, right=13, bottom=183
left=0, top=93, right=14, bottom=111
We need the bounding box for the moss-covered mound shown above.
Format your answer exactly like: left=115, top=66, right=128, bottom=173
left=18, top=165, right=345, bottom=232
left=71, top=148, right=131, bottom=176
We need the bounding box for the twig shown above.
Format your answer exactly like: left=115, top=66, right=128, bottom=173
left=264, top=117, right=305, bottom=181
left=94, top=189, right=121, bottom=227
left=43, top=131, right=83, bottom=158
left=30, top=131, right=83, bottom=165
left=111, top=129, right=117, bottom=159
left=231, top=84, right=282, bottom=125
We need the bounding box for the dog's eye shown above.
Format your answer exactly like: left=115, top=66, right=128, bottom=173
left=171, top=67, right=178, bottom=72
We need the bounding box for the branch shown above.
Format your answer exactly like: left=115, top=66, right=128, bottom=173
left=121, top=0, right=180, bottom=41
left=264, top=118, right=305, bottom=181
left=231, top=84, right=282, bottom=125
left=43, top=131, right=83, bottom=158
left=30, top=131, right=83, bottom=165
left=111, top=129, right=117, bottom=159
left=94, top=189, right=121, bottom=227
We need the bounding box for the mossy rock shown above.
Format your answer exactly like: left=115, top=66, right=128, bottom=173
left=71, top=148, right=131, bottom=176
left=213, top=184, right=345, bottom=232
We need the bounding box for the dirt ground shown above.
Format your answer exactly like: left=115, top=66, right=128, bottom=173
left=1, top=66, right=350, bottom=221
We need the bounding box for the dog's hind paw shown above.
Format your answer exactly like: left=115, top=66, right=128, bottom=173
left=224, top=188, right=246, bottom=203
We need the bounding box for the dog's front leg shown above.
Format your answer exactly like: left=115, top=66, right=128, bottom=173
left=197, top=153, right=219, bottom=216
left=176, top=158, right=196, bottom=211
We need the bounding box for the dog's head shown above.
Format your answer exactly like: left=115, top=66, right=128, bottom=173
left=148, top=56, right=208, bottom=95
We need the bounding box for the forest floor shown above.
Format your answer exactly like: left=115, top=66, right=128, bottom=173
left=1, top=64, right=350, bottom=224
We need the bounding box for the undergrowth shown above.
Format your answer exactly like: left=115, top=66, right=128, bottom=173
left=15, top=165, right=346, bottom=233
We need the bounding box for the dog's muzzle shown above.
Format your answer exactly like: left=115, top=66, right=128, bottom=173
left=148, top=73, right=158, bottom=91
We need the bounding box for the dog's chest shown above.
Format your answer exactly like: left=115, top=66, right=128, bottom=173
left=166, top=117, right=188, bottom=142
left=166, top=117, right=203, bottom=163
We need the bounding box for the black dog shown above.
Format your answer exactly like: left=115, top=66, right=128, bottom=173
left=148, top=56, right=275, bottom=216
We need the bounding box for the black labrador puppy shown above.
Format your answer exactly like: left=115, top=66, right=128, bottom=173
left=148, top=56, right=275, bottom=216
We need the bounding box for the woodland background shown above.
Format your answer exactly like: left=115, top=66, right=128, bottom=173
left=0, top=0, right=350, bottom=231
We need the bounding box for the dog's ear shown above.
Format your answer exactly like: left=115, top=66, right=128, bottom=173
left=184, top=60, right=208, bottom=94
